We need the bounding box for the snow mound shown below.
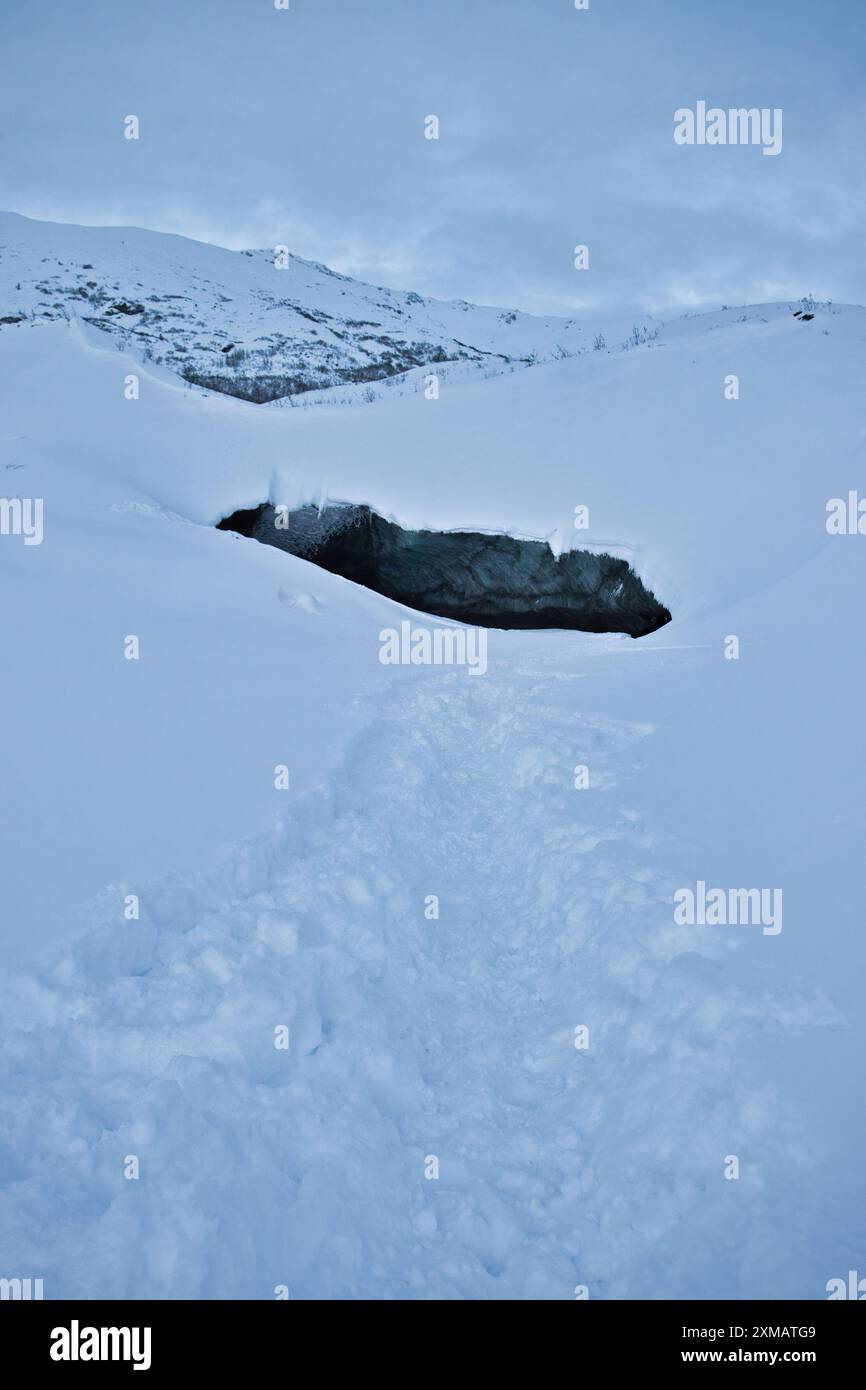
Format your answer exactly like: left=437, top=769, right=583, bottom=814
left=1, top=234, right=864, bottom=1298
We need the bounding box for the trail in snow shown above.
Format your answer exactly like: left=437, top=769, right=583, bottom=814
left=0, top=660, right=829, bottom=1299
left=2, top=285, right=863, bottom=1300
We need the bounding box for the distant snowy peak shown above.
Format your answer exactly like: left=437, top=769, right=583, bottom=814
left=0, top=211, right=602, bottom=403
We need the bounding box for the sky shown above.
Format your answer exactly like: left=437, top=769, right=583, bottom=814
left=1, top=0, right=864, bottom=317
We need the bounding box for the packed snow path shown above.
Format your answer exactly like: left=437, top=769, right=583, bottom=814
left=3, top=294, right=865, bottom=1300
left=0, top=654, right=828, bottom=1300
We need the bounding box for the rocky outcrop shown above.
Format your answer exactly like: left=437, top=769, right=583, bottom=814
left=217, top=503, right=671, bottom=638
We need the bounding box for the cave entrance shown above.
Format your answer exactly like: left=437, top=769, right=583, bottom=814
left=216, top=502, right=671, bottom=638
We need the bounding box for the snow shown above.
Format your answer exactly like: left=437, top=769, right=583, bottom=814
left=1, top=219, right=864, bottom=1299
left=0, top=210, right=643, bottom=404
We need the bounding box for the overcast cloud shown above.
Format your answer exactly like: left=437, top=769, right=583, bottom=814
left=1, top=0, right=864, bottom=315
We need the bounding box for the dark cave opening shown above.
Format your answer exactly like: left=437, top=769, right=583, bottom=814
left=216, top=502, right=671, bottom=638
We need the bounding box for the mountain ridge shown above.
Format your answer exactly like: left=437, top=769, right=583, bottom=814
left=0, top=210, right=617, bottom=403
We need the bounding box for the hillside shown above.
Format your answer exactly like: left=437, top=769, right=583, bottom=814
left=0, top=216, right=863, bottom=1299
left=0, top=211, right=630, bottom=403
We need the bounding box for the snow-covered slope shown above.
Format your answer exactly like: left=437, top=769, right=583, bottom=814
left=0, top=211, right=635, bottom=403
left=1, top=224, right=864, bottom=1299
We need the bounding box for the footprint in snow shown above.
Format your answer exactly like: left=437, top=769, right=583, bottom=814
left=277, top=586, right=322, bottom=614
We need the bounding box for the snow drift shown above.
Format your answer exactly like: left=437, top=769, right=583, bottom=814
left=216, top=502, right=672, bottom=637
left=1, top=216, right=864, bottom=1300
